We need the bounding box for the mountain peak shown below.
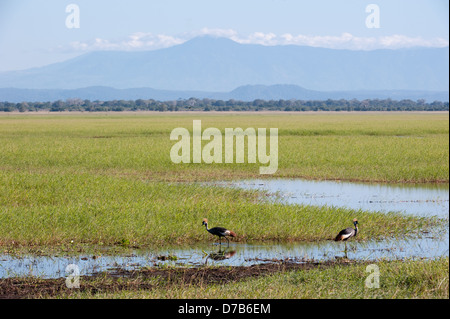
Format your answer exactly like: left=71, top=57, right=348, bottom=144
left=180, top=36, right=240, bottom=48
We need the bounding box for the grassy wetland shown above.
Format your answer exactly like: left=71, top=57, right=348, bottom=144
left=0, top=112, right=448, bottom=299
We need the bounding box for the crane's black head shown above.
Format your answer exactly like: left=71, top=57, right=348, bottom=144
left=202, top=218, right=208, bottom=226
left=353, top=218, right=358, bottom=226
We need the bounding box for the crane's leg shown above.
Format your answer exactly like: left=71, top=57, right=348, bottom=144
left=225, top=236, right=230, bottom=247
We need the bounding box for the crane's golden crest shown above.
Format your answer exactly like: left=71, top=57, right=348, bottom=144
left=203, top=218, right=208, bottom=223
left=353, top=218, right=358, bottom=222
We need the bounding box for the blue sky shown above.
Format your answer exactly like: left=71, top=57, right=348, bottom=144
left=0, top=0, right=448, bottom=71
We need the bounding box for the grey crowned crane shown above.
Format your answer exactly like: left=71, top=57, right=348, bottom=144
left=334, top=219, right=359, bottom=252
left=202, top=218, right=236, bottom=246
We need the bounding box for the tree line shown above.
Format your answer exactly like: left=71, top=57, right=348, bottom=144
left=0, top=97, right=448, bottom=112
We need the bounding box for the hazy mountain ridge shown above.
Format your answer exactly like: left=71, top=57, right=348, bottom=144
left=0, top=36, right=448, bottom=92
left=1, top=85, right=448, bottom=103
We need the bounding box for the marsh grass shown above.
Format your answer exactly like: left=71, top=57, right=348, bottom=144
left=0, top=113, right=448, bottom=247
left=0, top=113, right=448, bottom=183
left=170, top=258, right=449, bottom=299
left=0, top=169, right=443, bottom=247
left=59, top=257, right=449, bottom=299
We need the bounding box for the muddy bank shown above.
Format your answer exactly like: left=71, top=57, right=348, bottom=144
left=0, top=260, right=357, bottom=299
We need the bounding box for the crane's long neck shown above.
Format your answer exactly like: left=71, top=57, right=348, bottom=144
left=204, top=223, right=210, bottom=232
left=354, top=224, right=358, bottom=236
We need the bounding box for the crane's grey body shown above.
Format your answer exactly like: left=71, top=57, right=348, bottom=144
left=202, top=219, right=236, bottom=246
left=335, top=227, right=357, bottom=241
left=335, top=219, right=358, bottom=242
left=206, top=226, right=230, bottom=237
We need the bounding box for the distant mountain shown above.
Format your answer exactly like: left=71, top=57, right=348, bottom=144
left=0, top=86, right=208, bottom=103
left=0, top=36, right=448, bottom=92
left=1, top=85, right=448, bottom=103
left=222, top=85, right=450, bottom=102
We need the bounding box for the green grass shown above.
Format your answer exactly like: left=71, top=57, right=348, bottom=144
left=0, top=113, right=448, bottom=182
left=0, top=113, right=448, bottom=247
left=62, top=258, right=449, bottom=299
left=0, top=169, right=439, bottom=246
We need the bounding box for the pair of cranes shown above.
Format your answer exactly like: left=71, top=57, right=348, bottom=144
left=202, top=218, right=359, bottom=247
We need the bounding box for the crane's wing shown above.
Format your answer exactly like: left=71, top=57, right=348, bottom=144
left=334, top=227, right=355, bottom=241
left=210, top=227, right=236, bottom=237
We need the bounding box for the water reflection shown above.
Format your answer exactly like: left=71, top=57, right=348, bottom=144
left=204, top=246, right=237, bottom=265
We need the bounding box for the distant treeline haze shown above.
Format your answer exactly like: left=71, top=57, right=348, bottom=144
left=1, top=98, right=448, bottom=112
